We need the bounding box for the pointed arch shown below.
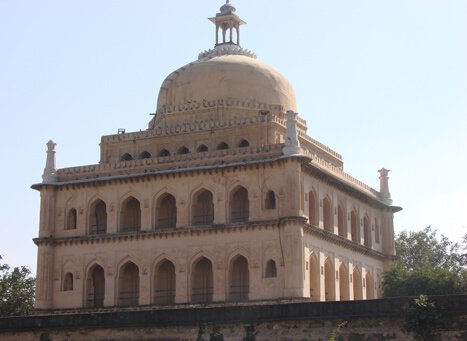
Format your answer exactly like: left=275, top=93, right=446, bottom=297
left=177, top=146, right=190, bottom=155
left=63, top=272, right=73, bottom=291
left=365, top=271, right=375, bottom=299
left=156, top=193, right=177, bottom=229
left=238, top=139, right=250, bottom=148
left=324, top=258, right=336, bottom=301
left=363, top=215, right=372, bottom=247
left=158, top=149, right=170, bottom=157
left=121, top=153, right=133, bottom=161
left=264, top=190, right=276, bottom=210
left=337, top=204, right=346, bottom=238
left=117, top=261, right=140, bottom=306
left=374, top=218, right=380, bottom=244
left=265, top=259, right=277, bottom=278
left=89, top=198, right=107, bottom=235
left=309, top=253, right=320, bottom=301
left=140, top=151, right=151, bottom=159
left=216, top=142, right=229, bottom=150
left=230, top=186, right=249, bottom=223
left=352, top=266, right=363, bottom=300
left=191, top=188, right=214, bottom=226
left=153, top=259, right=176, bottom=305
left=339, top=263, right=349, bottom=301
left=191, top=256, right=213, bottom=303
left=120, top=196, right=141, bottom=232
left=196, top=144, right=208, bottom=153
left=229, top=255, right=249, bottom=301
left=323, top=196, right=333, bottom=232
left=350, top=209, right=360, bottom=243
left=66, top=208, right=77, bottom=230
left=85, top=263, right=105, bottom=308
left=308, top=190, right=318, bottom=226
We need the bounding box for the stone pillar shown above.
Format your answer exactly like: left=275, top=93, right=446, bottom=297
left=282, top=223, right=305, bottom=298
left=39, top=188, right=56, bottom=237
left=104, top=271, right=115, bottom=307
left=382, top=208, right=396, bottom=256
left=175, top=265, right=188, bottom=303
left=141, top=199, right=152, bottom=231
left=378, top=168, right=392, bottom=205
left=214, top=189, right=226, bottom=225
left=281, top=160, right=302, bottom=217
left=139, top=270, right=151, bottom=305
left=176, top=200, right=189, bottom=228
left=282, top=111, right=301, bottom=156
left=34, top=244, right=55, bottom=309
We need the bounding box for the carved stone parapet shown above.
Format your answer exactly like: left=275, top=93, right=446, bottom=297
left=198, top=44, right=256, bottom=60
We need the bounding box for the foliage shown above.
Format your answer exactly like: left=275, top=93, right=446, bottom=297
left=328, top=321, right=348, bottom=341
left=404, top=295, right=442, bottom=341
left=383, top=227, right=466, bottom=297
left=0, top=255, right=35, bottom=317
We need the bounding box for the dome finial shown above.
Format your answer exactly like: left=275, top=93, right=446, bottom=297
left=210, top=1, right=245, bottom=47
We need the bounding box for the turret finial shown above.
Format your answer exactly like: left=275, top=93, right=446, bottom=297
left=42, top=140, right=57, bottom=183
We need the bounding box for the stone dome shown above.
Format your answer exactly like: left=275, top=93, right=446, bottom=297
left=156, top=53, right=297, bottom=114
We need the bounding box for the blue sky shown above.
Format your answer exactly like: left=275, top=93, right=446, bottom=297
left=0, top=0, right=466, bottom=272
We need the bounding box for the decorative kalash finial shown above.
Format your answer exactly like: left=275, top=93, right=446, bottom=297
left=42, top=140, right=57, bottom=183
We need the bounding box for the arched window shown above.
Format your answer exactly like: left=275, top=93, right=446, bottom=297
left=323, top=197, right=332, bottom=232
left=374, top=218, right=380, bottom=243
left=90, top=200, right=107, bottom=235
left=121, top=153, right=133, bottom=161
left=177, top=146, right=190, bottom=155
left=120, top=197, right=141, bottom=232
left=191, top=257, right=213, bottom=303
left=158, top=149, right=170, bottom=157
left=86, top=265, right=105, bottom=308
left=66, top=208, right=77, bottom=230
left=350, top=210, right=359, bottom=243
left=337, top=205, right=346, bottom=238
left=196, top=144, right=208, bottom=153
left=63, top=272, right=73, bottom=291
left=238, top=139, right=250, bottom=148
left=229, top=256, right=249, bottom=301
left=324, top=258, right=335, bottom=301
left=216, top=142, right=229, bottom=150
left=156, top=194, right=177, bottom=229
left=365, top=272, right=374, bottom=299
left=363, top=216, right=371, bottom=247
left=140, top=151, right=151, bottom=159
left=230, top=186, right=249, bottom=223
left=309, top=255, right=320, bottom=301
left=339, top=264, right=349, bottom=301
left=265, top=259, right=277, bottom=278
left=153, top=260, right=175, bottom=305
left=308, top=191, right=318, bottom=226
left=353, top=267, right=363, bottom=300
left=192, top=190, right=214, bottom=226
left=264, top=190, right=276, bottom=210
left=118, top=262, right=139, bottom=306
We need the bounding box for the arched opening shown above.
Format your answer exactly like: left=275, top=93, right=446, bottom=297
left=353, top=267, right=363, bottom=300
left=156, top=194, right=177, bottom=229
left=158, top=149, right=170, bottom=157
left=229, top=256, right=249, bottom=301
left=90, top=199, right=107, bottom=235
left=140, top=151, right=151, bottom=159
left=153, top=260, right=176, bottom=305
left=264, top=190, right=276, bottom=210
left=216, top=142, right=229, bottom=150
left=309, top=255, right=320, bottom=301
left=308, top=191, right=318, bottom=226
left=120, top=197, right=141, bottom=232
left=191, top=257, right=213, bottom=303
left=323, top=197, right=332, bottom=232
left=363, top=216, right=372, bottom=247
left=121, top=153, right=133, bottom=161
left=118, top=262, right=139, bottom=306
left=238, top=139, right=250, bottom=148
left=192, top=189, right=214, bottom=226
left=351, top=210, right=359, bottom=243
left=66, top=208, right=77, bottom=230
left=365, top=272, right=374, bottom=299
left=63, top=273, right=73, bottom=291
left=265, top=259, right=277, bottom=278
left=337, top=205, right=346, bottom=238
left=374, top=218, right=380, bottom=243
left=324, top=259, right=335, bottom=301
left=86, top=264, right=105, bottom=308
left=339, top=264, right=349, bottom=301
left=230, top=186, right=249, bottom=223
left=196, top=144, right=208, bottom=153
left=177, top=146, right=190, bottom=155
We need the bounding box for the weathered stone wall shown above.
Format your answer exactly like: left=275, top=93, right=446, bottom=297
left=1, top=296, right=466, bottom=341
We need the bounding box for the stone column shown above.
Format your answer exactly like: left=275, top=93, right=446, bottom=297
left=378, top=168, right=392, bottom=205
left=42, top=140, right=57, bottom=183
left=34, top=244, right=55, bottom=309
left=282, top=111, right=301, bottom=156
left=282, top=223, right=305, bottom=298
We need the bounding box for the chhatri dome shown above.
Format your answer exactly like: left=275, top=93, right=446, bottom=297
left=154, top=1, right=297, bottom=122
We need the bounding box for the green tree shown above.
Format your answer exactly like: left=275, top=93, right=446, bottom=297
left=0, top=255, right=35, bottom=316
left=382, top=227, right=466, bottom=297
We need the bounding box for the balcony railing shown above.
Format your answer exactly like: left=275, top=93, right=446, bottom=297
left=86, top=293, right=104, bottom=308
left=191, top=286, right=213, bottom=303
left=120, top=225, right=141, bottom=233
left=231, top=211, right=248, bottom=223
left=229, top=284, right=249, bottom=301
left=90, top=224, right=107, bottom=235
left=156, top=217, right=177, bottom=229
left=118, top=291, right=139, bottom=307
left=153, top=289, right=175, bottom=305
left=192, top=214, right=214, bottom=226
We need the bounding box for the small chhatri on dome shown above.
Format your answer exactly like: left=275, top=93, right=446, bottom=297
left=209, top=1, right=246, bottom=47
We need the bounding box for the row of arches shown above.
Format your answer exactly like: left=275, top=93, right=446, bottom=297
left=65, top=187, right=277, bottom=233
left=120, top=139, right=250, bottom=161
left=70, top=255, right=276, bottom=307
left=308, top=191, right=380, bottom=248
left=308, top=255, right=377, bottom=302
